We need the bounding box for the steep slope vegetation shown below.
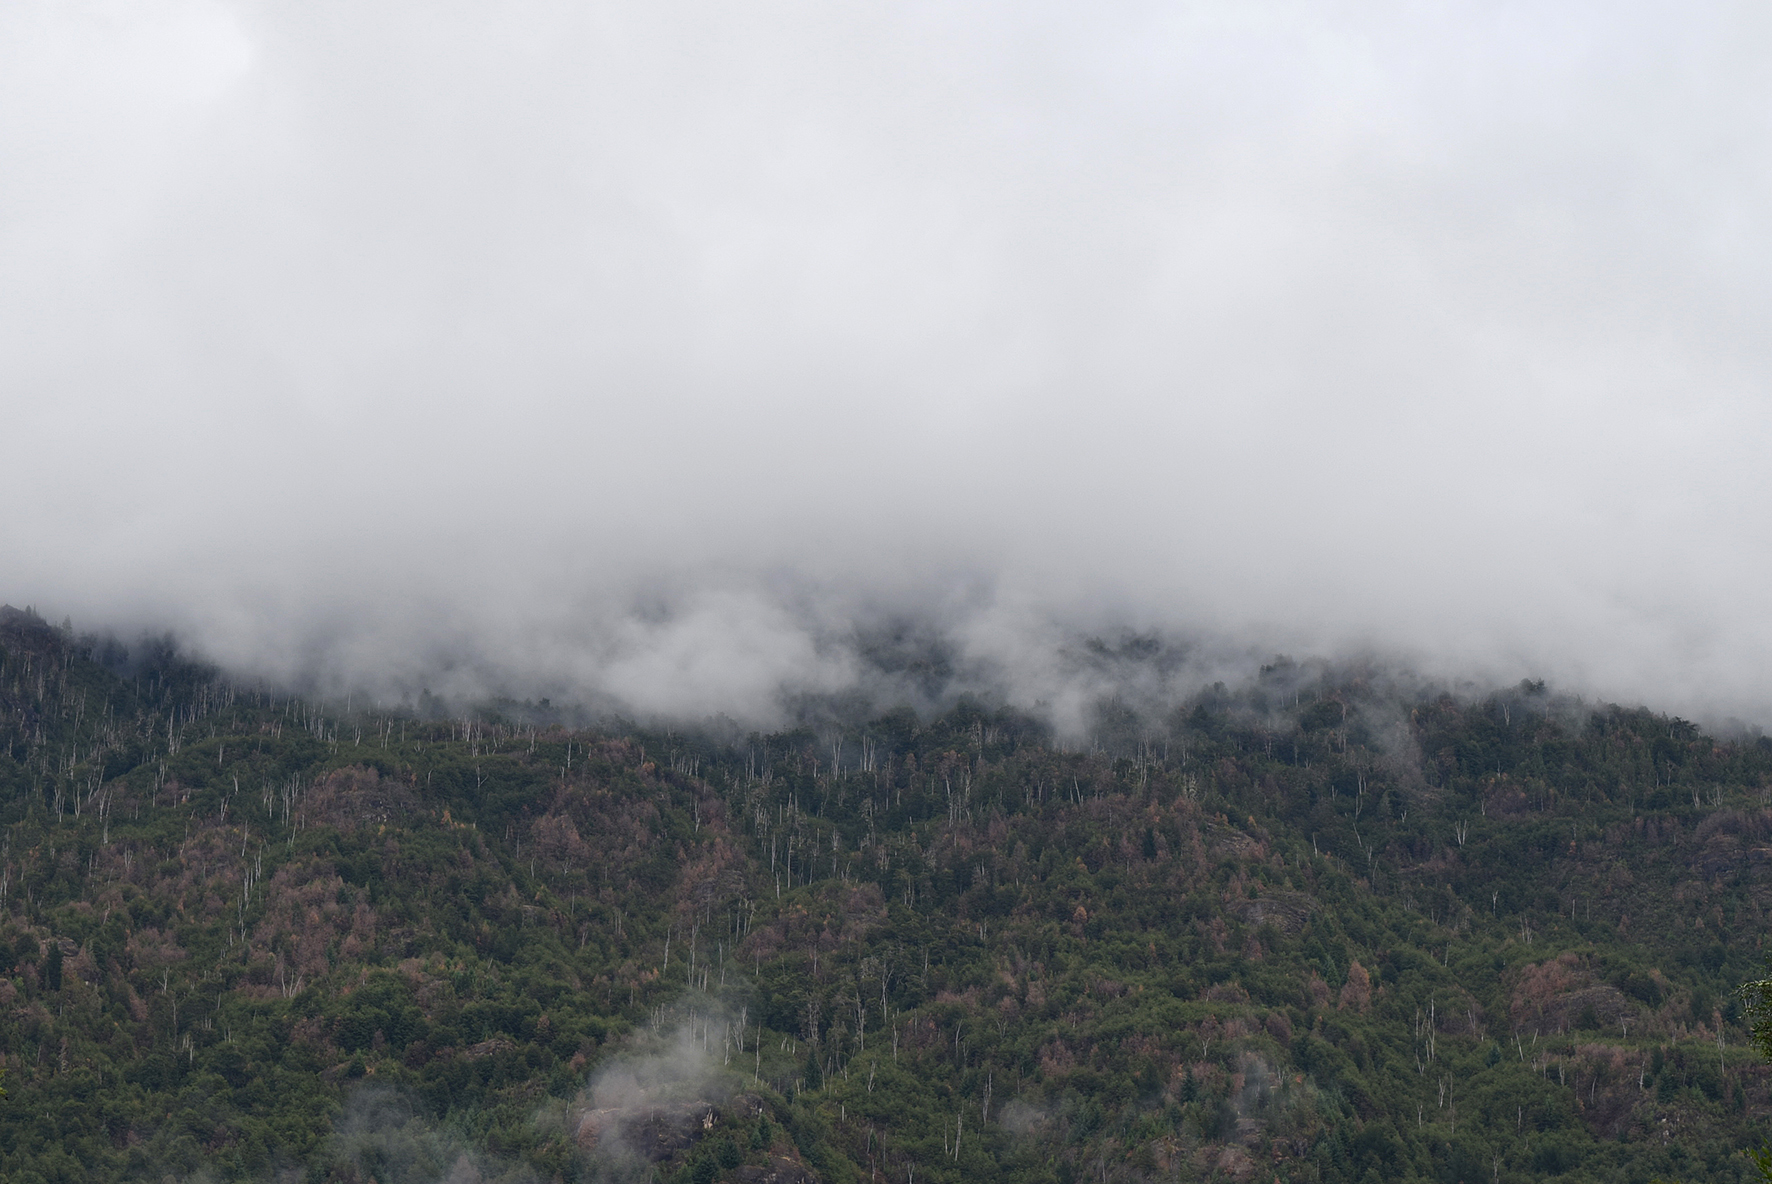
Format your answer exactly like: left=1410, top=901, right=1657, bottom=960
left=1, top=606, right=1769, bottom=1184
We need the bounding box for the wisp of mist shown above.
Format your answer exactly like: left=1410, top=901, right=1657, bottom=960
left=3, top=0, right=1770, bottom=727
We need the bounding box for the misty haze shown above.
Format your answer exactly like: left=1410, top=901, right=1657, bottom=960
left=3, top=2, right=1771, bottom=1183
left=4, top=0, right=1771, bottom=726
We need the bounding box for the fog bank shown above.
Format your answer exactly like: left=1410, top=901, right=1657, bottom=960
left=4, top=1, right=1769, bottom=726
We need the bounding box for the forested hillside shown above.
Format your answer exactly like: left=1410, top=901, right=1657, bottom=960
left=2, top=604, right=1770, bottom=1184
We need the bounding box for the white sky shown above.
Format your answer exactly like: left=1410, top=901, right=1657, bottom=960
left=3, top=0, right=1770, bottom=727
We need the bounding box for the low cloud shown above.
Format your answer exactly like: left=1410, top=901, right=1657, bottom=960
left=281, top=1085, right=536, bottom=1184
left=5, top=0, right=1770, bottom=727
left=996, top=1098, right=1052, bottom=1138
left=567, top=1008, right=756, bottom=1181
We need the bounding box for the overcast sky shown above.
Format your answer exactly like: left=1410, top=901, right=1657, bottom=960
left=3, top=0, right=1770, bottom=728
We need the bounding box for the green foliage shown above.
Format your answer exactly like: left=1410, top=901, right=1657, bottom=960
left=1, top=609, right=1771, bottom=1182
left=1738, top=970, right=1772, bottom=1183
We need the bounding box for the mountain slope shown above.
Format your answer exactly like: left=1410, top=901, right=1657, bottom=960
left=0, top=606, right=1768, bottom=1183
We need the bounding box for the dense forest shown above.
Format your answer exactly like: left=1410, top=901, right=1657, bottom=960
left=1, top=603, right=1770, bottom=1184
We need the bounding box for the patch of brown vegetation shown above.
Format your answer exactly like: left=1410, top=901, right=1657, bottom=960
left=1229, top=891, right=1317, bottom=935
left=303, top=766, right=417, bottom=831
left=1510, top=952, right=1634, bottom=1034
left=1338, top=961, right=1372, bottom=1013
